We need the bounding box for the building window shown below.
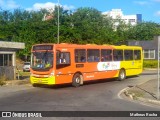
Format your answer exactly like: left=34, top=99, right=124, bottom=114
left=129, top=19, right=136, bottom=23
left=143, top=49, right=155, bottom=59
left=0, top=54, right=12, bottom=66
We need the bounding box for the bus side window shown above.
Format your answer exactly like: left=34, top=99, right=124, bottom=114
left=101, top=49, right=112, bottom=61
left=87, top=49, right=100, bottom=62
left=124, top=50, right=133, bottom=61
left=64, top=53, right=70, bottom=64
left=56, top=51, right=70, bottom=64
left=134, top=50, right=141, bottom=60
left=113, top=50, right=123, bottom=61
left=75, top=49, right=86, bottom=63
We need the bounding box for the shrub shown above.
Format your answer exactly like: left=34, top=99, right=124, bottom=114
left=143, top=60, right=158, bottom=68
left=0, top=75, right=7, bottom=86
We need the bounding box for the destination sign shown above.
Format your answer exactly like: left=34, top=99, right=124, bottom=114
left=33, top=45, right=53, bottom=51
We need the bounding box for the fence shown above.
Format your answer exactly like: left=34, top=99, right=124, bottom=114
left=0, top=66, right=14, bottom=80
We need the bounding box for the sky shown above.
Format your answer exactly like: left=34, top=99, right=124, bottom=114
left=0, top=0, right=160, bottom=23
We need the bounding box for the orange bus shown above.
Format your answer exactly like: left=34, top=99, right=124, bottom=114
left=30, top=43, right=143, bottom=87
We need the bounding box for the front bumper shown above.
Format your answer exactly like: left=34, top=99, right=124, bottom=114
left=30, top=76, right=55, bottom=85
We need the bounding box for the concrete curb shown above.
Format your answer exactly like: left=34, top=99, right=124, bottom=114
left=143, top=68, right=157, bottom=71
left=123, top=90, right=135, bottom=100
left=138, top=97, right=160, bottom=105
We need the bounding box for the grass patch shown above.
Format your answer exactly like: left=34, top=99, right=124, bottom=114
left=16, top=71, right=30, bottom=77
left=143, top=60, right=158, bottom=68
left=19, top=71, right=30, bottom=76
left=127, top=90, right=144, bottom=100
left=16, top=71, right=30, bottom=80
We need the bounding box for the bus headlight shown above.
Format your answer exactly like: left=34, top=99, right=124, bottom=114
left=50, top=72, right=54, bottom=76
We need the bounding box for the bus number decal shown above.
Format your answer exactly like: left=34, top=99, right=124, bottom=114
left=97, top=62, right=120, bottom=71
left=76, top=64, right=84, bottom=68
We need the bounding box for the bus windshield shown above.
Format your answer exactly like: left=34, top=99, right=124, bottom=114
left=31, top=51, right=53, bottom=70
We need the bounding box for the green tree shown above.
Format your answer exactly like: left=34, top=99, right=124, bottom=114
left=127, top=22, right=160, bottom=40
left=0, top=7, right=160, bottom=60
left=71, top=7, right=104, bottom=44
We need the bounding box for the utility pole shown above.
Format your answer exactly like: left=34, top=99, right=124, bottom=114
left=57, top=0, right=60, bottom=44
left=158, top=36, right=160, bottom=100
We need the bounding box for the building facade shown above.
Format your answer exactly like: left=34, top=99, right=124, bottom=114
left=0, top=41, right=25, bottom=80
left=128, top=36, right=160, bottom=60
left=103, top=9, right=142, bottom=26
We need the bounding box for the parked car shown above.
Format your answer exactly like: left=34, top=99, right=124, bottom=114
left=23, top=62, right=30, bottom=72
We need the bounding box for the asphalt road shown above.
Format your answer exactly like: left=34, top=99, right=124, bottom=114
left=0, top=70, right=159, bottom=120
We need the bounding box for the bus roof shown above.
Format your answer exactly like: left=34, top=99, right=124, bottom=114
left=32, top=43, right=142, bottom=50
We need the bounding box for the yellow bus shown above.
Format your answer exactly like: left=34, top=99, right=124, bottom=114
left=30, top=43, right=143, bottom=87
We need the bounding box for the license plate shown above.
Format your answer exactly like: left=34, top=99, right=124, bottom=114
left=38, top=80, right=42, bottom=83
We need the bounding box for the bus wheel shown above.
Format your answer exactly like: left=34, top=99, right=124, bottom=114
left=32, top=84, right=38, bottom=87
left=72, top=73, right=82, bottom=87
left=118, top=69, right=126, bottom=81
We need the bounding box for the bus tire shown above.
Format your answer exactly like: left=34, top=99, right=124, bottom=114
left=32, top=84, right=38, bottom=87
left=118, top=69, right=126, bottom=81
left=72, top=73, right=82, bottom=87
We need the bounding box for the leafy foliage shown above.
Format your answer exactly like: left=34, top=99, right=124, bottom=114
left=127, top=22, right=160, bottom=40
left=0, top=7, right=160, bottom=59
left=143, top=60, right=158, bottom=68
